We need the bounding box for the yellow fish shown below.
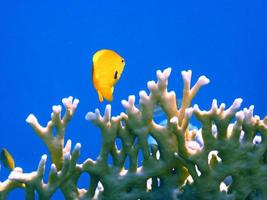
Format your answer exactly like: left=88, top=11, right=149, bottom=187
left=92, top=49, right=125, bottom=102
left=0, top=148, right=15, bottom=171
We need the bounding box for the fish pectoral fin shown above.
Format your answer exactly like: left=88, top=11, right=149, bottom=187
left=97, top=91, right=104, bottom=102
left=101, top=86, right=114, bottom=101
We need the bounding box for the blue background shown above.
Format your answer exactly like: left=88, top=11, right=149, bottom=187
left=0, top=0, right=266, bottom=198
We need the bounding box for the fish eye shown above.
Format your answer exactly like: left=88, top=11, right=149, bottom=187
left=114, top=70, right=118, bottom=79
left=122, top=59, right=124, bottom=63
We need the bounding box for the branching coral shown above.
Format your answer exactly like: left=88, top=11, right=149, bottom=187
left=0, top=68, right=266, bottom=200
left=8, top=97, right=82, bottom=199
left=176, top=100, right=267, bottom=200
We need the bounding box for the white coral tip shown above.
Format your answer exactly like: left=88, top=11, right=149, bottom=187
left=185, top=108, right=193, bottom=118
left=219, top=103, right=225, bottom=110
left=128, top=95, right=136, bottom=105
left=62, top=96, right=75, bottom=107
left=163, top=67, right=172, bottom=77
left=193, top=104, right=199, bottom=112
left=73, top=98, right=79, bottom=106
left=139, top=90, right=147, bottom=98
left=41, top=154, right=48, bottom=161
left=104, top=104, right=111, bottom=118
left=65, top=139, right=72, bottom=151
left=95, top=108, right=100, bottom=116
left=52, top=105, right=62, bottom=113
left=147, top=80, right=157, bottom=90
left=85, top=112, right=96, bottom=120
left=75, top=143, right=82, bottom=151
left=233, top=98, right=243, bottom=109
left=67, top=96, right=73, bottom=103
left=13, top=167, right=23, bottom=173
left=139, top=90, right=149, bottom=103
left=169, top=91, right=176, bottom=97
left=106, top=104, right=111, bottom=110
left=243, top=105, right=254, bottom=120
left=121, top=99, right=130, bottom=109
left=181, top=70, right=192, bottom=81
left=120, top=112, right=128, bottom=119
left=255, top=115, right=260, bottom=120
left=249, top=105, right=254, bottom=113
left=50, top=164, right=57, bottom=173
left=8, top=168, right=23, bottom=180
left=156, top=70, right=163, bottom=79
left=62, top=96, right=72, bottom=104
left=170, top=116, right=178, bottom=124
left=26, top=114, right=37, bottom=124
left=198, top=75, right=210, bottom=85
left=62, top=98, right=67, bottom=104
left=212, top=99, right=218, bottom=111
left=181, top=70, right=186, bottom=76
left=236, top=111, right=244, bottom=119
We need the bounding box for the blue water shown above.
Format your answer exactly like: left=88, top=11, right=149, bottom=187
left=0, top=0, right=266, bottom=199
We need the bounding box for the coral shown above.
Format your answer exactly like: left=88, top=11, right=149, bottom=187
left=0, top=68, right=267, bottom=200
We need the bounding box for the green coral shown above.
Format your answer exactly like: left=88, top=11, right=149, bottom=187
left=0, top=68, right=266, bottom=200
left=177, top=102, right=267, bottom=200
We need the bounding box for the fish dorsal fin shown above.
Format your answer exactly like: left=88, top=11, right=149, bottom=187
left=92, top=49, right=108, bottom=63
left=93, top=49, right=119, bottom=65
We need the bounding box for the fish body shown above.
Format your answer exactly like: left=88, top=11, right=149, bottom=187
left=92, top=49, right=125, bottom=102
left=0, top=148, right=15, bottom=171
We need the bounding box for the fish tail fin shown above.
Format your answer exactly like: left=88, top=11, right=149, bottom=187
left=102, top=86, right=113, bottom=101
left=98, top=91, right=104, bottom=102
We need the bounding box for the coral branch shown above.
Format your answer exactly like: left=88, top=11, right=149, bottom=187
left=26, top=96, right=79, bottom=169
left=2, top=67, right=267, bottom=200
left=179, top=70, right=210, bottom=126
left=0, top=168, right=24, bottom=200
left=8, top=141, right=81, bottom=199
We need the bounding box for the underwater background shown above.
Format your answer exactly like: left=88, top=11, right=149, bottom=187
left=0, top=0, right=266, bottom=199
